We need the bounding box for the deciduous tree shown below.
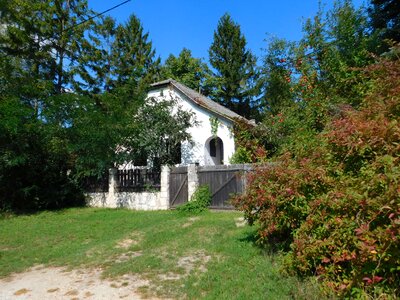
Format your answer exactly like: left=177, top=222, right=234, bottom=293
left=161, top=48, right=212, bottom=94
left=0, top=2, right=193, bottom=211
left=260, top=37, right=295, bottom=116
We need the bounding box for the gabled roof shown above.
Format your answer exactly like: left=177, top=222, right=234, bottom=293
left=149, top=79, right=254, bottom=125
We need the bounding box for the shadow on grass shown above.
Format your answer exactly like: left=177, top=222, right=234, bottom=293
left=238, top=228, right=326, bottom=300
left=238, top=228, right=292, bottom=254
left=0, top=202, right=91, bottom=221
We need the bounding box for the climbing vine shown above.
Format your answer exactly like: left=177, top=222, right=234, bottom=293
left=209, top=116, right=220, bottom=137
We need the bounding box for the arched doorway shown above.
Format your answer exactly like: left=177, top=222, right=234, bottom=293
left=205, top=136, right=224, bottom=165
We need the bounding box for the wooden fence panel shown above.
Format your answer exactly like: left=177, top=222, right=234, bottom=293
left=81, top=172, right=109, bottom=193
left=198, top=165, right=250, bottom=209
left=169, top=166, right=188, bottom=207
left=117, top=168, right=160, bottom=192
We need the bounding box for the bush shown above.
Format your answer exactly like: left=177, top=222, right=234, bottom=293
left=232, top=145, right=332, bottom=245
left=231, top=119, right=269, bottom=163
left=233, top=54, right=400, bottom=297
left=176, top=185, right=211, bottom=214
left=229, top=146, right=252, bottom=164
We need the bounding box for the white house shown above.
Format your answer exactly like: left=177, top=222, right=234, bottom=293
left=88, top=79, right=254, bottom=210
left=148, top=79, right=253, bottom=166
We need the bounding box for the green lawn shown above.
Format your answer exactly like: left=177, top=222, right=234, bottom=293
left=0, top=208, right=321, bottom=299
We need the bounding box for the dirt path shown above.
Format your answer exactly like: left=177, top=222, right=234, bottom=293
left=0, top=265, right=151, bottom=300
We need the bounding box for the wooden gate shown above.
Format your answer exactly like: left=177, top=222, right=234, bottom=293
left=198, top=165, right=248, bottom=209
left=169, top=166, right=188, bottom=207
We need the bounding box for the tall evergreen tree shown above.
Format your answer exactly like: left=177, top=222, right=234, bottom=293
left=161, top=48, right=212, bottom=94
left=209, top=13, right=260, bottom=119
left=0, top=0, right=97, bottom=210
left=75, top=15, right=117, bottom=94
left=0, top=0, right=105, bottom=95
left=109, top=14, right=160, bottom=99
left=369, top=0, right=400, bottom=51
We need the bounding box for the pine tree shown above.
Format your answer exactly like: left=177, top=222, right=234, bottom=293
left=369, top=0, right=400, bottom=52
left=209, top=13, right=260, bottom=119
left=109, top=14, right=160, bottom=99
left=0, top=0, right=108, bottom=95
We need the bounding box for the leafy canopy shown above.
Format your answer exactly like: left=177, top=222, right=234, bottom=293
left=0, top=1, right=193, bottom=211
left=161, top=48, right=212, bottom=95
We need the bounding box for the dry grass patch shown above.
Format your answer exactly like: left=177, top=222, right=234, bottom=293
left=156, top=250, right=212, bottom=283
left=0, top=265, right=149, bottom=300
left=13, top=288, right=30, bottom=295
left=182, top=216, right=200, bottom=228
left=114, top=250, right=143, bottom=263
left=177, top=250, right=211, bottom=274
left=116, top=232, right=144, bottom=249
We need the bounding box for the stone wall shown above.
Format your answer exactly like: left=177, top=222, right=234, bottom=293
left=85, top=163, right=248, bottom=210
left=86, top=166, right=170, bottom=210
left=87, top=191, right=165, bottom=210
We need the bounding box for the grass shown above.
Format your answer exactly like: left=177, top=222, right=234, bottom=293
left=0, top=208, right=322, bottom=299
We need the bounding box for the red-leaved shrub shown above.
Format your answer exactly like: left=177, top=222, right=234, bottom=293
left=233, top=52, right=400, bottom=297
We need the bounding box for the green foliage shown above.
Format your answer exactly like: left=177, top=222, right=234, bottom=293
left=0, top=2, right=193, bottom=211
left=233, top=53, right=400, bottom=297
left=369, top=0, right=400, bottom=53
left=231, top=119, right=268, bottom=163
left=229, top=147, right=253, bottom=164
left=209, top=116, right=220, bottom=137
left=209, top=13, right=261, bottom=119
left=0, top=88, right=84, bottom=210
left=109, top=14, right=160, bottom=95
left=176, top=185, right=211, bottom=214
left=160, top=48, right=212, bottom=95
left=261, top=37, right=295, bottom=116
left=257, top=0, right=376, bottom=156
left=122, top=97, right=194, bottom=167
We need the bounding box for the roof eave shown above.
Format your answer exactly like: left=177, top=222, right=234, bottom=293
left=149, top=79, right=256, bottom=126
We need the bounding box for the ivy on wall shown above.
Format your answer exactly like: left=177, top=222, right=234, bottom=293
left=209, top=116, right=220, bottom=137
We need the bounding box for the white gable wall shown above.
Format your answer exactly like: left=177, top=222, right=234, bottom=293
left=147, top=86, right=236, bottom=166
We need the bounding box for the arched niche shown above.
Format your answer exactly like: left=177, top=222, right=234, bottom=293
left=205, top=136, right=224, bottom=165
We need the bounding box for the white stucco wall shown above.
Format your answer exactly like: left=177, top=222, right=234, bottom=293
left=87, top=191, right=166, bottom=210
left=147, top=87, right=236, bottom=166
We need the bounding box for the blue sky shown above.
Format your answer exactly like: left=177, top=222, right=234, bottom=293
left=89, top=0, right=366, bottom=63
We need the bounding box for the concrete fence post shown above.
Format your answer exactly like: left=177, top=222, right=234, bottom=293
left=107, top=167, right=118, bottom=207
left=187, top=163, right=199, bottom=201
left=159, top=165, right=170, bottom=209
